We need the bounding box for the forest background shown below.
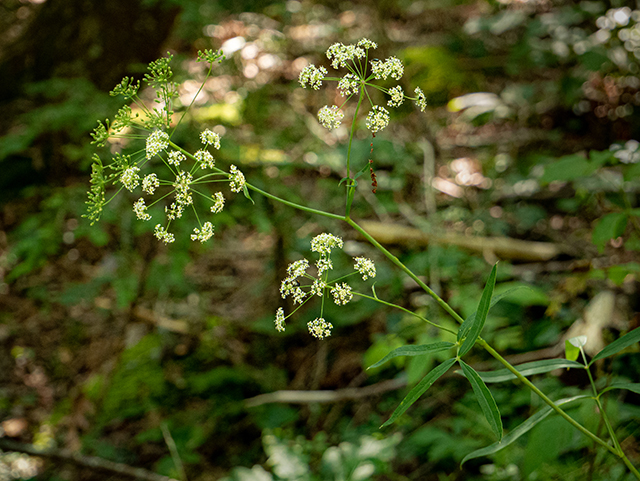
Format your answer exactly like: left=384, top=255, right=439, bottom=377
left=0, top=0, right=639, bottom=480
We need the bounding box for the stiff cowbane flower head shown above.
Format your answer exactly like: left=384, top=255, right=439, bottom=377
left=366, top=105, right=390, bottom=133
left=173, top=171, right=193, bottom=208
left=370, top=57, right=404, bottom=80
left=275, top=307, right=286, bottom=332
left=414, top=87, right=427, bottom=112
left=308, top=317, right=333, bottom=339
left=299, top=64, right=328, bottom=90
left=316, top=258, right=333, bottom=275
left=280, top=277, right=307, bottom=304
left=311, top=233, right=344, bottom=255
left=200, top=129, right=221, bottom=149
left=387, top=86, right=404, bottom=108
left=195, top=149, right=215, bottom=169
left=357, top=38, right=378, bottom=50
left=354, top=257, right=376, bottom=280
left=142, top=173, right=160, bottom=195
left=331, top=283, right=353, bottom=305
left=146, top=130, right=169, bottom=159
left=191, top=221, right=214, bottom=242
left=154, top=224, right=175, bottom=244
left=287, top=259, right=309, bottom=279
left=326, top=42, right=365, bottom=69
left=167, top=150, right=186, bottom=167
left=229, top=165, right=245, bottom=193
left=121, top=166, right=141, bottom=192
left=133, top=198, right=151, bottom=221
left=338, top=73, right=360, bottom=97
left=210, top=192, right=225, bottom=213
left=318, top=105, right=344, bottom=130
left=310, top=279, right=326, bottom=297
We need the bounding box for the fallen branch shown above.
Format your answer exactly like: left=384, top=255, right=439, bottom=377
left=0, top=438, right=178, bottom=481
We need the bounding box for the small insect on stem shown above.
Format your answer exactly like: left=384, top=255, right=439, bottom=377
left=369, top=133, right=378, bottom=194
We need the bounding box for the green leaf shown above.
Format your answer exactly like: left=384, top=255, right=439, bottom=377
left=459, top=360, right=502, bottom=441
left=461, top=359, right=585, bottom=383
left=381, top=358, right=456, bottom=428
left=565, top=340, right=580, bottom=362
left=592, top=213, right=628, bottom=253
left=458, top=264, right=497, bottom=357
left=461, top=395, right=591, bottom=465
left=599, top=383, right=640, bottom=396
left=367, top=342, right=455, bottom=370
left=457, top=286, right=527, bottom=344
left=590, top=326, right=640, bottom=365
left=540, top=155, right=597, bottom=184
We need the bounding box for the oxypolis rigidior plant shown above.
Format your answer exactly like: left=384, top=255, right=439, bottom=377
left=86, top=40, right=640, bottom=477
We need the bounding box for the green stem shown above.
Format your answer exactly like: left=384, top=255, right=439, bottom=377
left=345, top=88, right=365, bottom=217
left=247, top=183, right=345, bottom=221
left=479, top=339, right=618, bottom=456
left=354, top=292, right=456, bottom=335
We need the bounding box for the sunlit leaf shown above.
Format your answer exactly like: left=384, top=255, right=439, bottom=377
left=461, top=395, right=591, bottom=465
left=381, top=358, right=456, bottom=428
left=459, top=359, right=585, bottom=383
left=459, top=264, right=497, bottom=357
left=565, top=340, right=580, bottom=362
left=590, top=326, right=640, bottom=365
left=459, top=360, right=502, bottom=440
left=367, top=342, right=455, bottom=370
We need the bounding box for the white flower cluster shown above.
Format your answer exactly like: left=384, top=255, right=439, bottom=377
left=307, top=317, right=333, bottom=340
left=326, top=42, right=367, bottom=69
left=318, top=105, right=344, bottom=130
left=154, top=224, right=175, bottom=244
left=311, top=233, right=344, bottom=255
left=133, top=198, right=151, bottom=220
left=365, top=105, right=390, bottom=133
left=331, top=283, right=353, bottom=305
left=191, top=221, right=214, bottom=242
left=210, top=192, right=225, bottom=213
left=338, top=73, right=360, bottom=97
left=354, top=257, right=376, bottom=280
left=120, top=166, right=141, bottom=191
left=200, top=129, right=221, bottom=149
left=280, top=259, right=308, bottom=305
left=414, top=87, right=427, bottom=112
left=299, top=64, right=328, bottom=90
left=142, top=173, right=159, bottom=195
left=387, top=86, right=404, bottom=108
left=146, top=130, right=169, bottom=159
left=275, top=307, right=286, bottom=332
left=167, top=150, right=186, bottom=167
left=195, top=149, right=215, bottom=169
left=229, top=165, right=246, bottom=192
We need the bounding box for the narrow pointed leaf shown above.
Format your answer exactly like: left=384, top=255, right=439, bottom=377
left=590, top=326, right=640, bottom=365
left=461, top=395, right=590, bottom=465
left=381, top=358, right=456, bottom=428
left=457, top=286, right=526, bottom=343
left=599, top=383, right=640, bottom=396
left=459, top=264, right=497, bottom=357
left=368, top=342, right=455, bottom=370
left=459, top=360, right=502, bottom=441
left=458, top=359, right=585, bottom=383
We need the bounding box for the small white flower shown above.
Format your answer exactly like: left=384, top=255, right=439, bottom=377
left=120, top=166, right=140, bottom=191
left=307, top=317, right=333, bottom=340
left=191, top=221, right=214, bottom=242
left=165, top=202, right=185, bottom=220
left=317, top=105, right=344, bottom=130
left=275, top=307, right=286, bottom=332
left=142, top=173, right=160, bottom=195
left=316, top=258, right=333, bottom=275
left=154, top=224, right=175, bottom=244
left=387, top=85, right=404, bottom=108
left=365, top=105, right=390, bottom=133
left=287, top=259, right=309, bottom=279
left=357, top=38, right=378, bottom=50
left=310, top=279, right=326, bottom=297
left=200, top=129, right=221, bottom=149
left=229, top=165, right=246, bottom=193
left=299, top=64, right=328, bottom=90
left=326, top=43, right=365, bottom=69
left=173, top=171, right=193, bottom=209
left=310, top=233, right=344, bottom=255
left=354, top=257, right=376, bottom=280
left=210, top=192, right=225, bottom=213
left=146, top=130, right=169, bottom=159
left=414, top=87, right=427, bottom=112
left=338, top=73, right=360, bottom=97
left=331, top=283, right=353, bottom=305
left=133, top=198, right=151, bottom=221
left=195, top=149, right=215, bottom=169
left=280, top=278, right=307, bottom=304
left=370, top=56, right=404, bottom=81
left=167, top=150, right=186, bottom=167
